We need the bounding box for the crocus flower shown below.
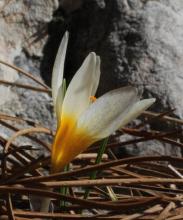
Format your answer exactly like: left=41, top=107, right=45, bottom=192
left=51, top=32, right=155, bottom=173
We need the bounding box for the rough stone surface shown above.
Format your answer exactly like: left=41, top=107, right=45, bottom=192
left=116, top=134, right=181, bottom=158
left=0, top=0, right=183, bottom=157
left=46, top=0, right=183, bottom=115
left=40, top=0, right=183, bottom=156
left=0, top=0, right=57, bottom=113
left=0, top=0, right=58, bottom=144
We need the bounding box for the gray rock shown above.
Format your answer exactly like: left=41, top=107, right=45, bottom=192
left=53, top=0, right=183, bottom=114
left=0, top=0, right=58, bottom=149
left=46, top=0, right=183, bottom=156
left=0, top=0, right=182, bottom=158
left=116, top=134, right=182, bottom=158
left=0, top=0, right=57, bottom=109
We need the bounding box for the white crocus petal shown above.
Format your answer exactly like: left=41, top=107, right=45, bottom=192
left=55, top=80, right=66, bottom=126
left=52, top=31, right=69, bottom=109
left=91, top=56, right=101, bottom=96
left=62, top=52, right=97, bottom=119
left=119, top=98, right=156, bottom=128
left=77, top=87, right=139, bottom=139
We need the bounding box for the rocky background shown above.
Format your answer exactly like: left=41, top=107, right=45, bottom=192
left=0, top=0, right=182, bottom=157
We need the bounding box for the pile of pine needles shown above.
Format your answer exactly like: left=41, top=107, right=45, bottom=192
left=1, top=61, right=183, bottom=219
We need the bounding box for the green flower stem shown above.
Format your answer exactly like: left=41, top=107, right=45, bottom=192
left=60, top=164, right=70, bottom=207
left=83, top=137, right=109, bottom=199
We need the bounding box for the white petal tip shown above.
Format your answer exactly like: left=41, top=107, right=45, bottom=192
left=96, top=55, right=101, bottom=63
left=89, top=52, right=97, bottom=60
left=51, top=31, right=69, bottom=108
left=84, top=52, right=97, bottom=66
left=64, top=31, right=69, bottom=39
left=138, top=98, right=156, bottom=109
left=147, top=98, right=156, bottom=105
left=90, top=52, right=96, bottom=56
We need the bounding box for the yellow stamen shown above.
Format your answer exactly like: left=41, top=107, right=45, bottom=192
left=90, top=96, right=97, bottom=103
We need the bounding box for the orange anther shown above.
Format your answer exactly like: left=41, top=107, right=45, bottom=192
left=90, top=96, right=97, bottom=103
